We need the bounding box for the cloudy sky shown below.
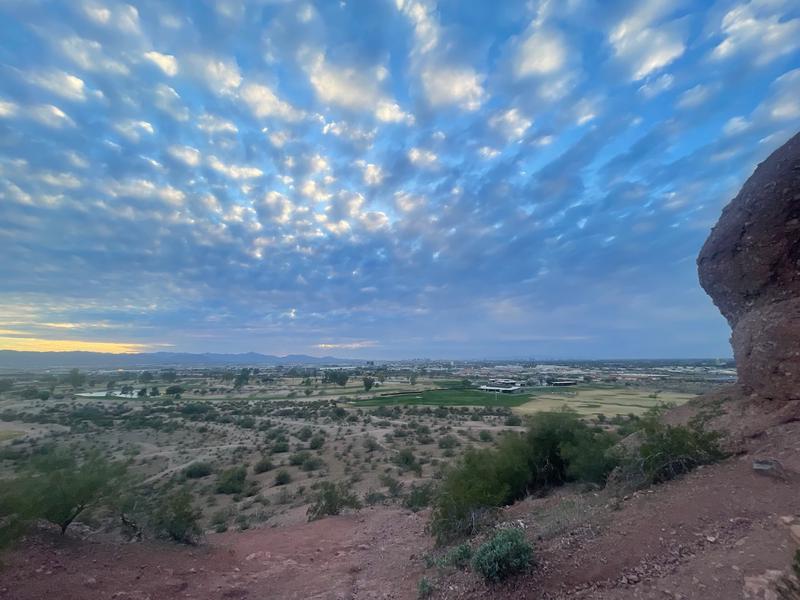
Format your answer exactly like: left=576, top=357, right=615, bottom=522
left=0, top=0, right=798, bottom=359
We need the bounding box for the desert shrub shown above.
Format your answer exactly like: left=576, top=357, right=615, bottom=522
left=216, top=466, right=247, bottom=494
left=471, top=528, right=533, bottom=583
left=440, top=543, right=472, bottom=569
left=417, top=577, right=434, bottom=599
left=431, top=410, right=617, bottom=542
left=504, top=415, right=522, bottom=426
left=479, top=430, right=492, bottom=442
left=301, top=456, right=324, bottom=471
left=438, top=435, right=459, bottom=449
left=309, top=435, right=325, bottom=450
left=379, top=474, right=405, bottom=497
left=431, top=434, right=529, bottom=542
left=289, top=451, right=311, bottom=466
left=274, top=469, right=291, bottom=486
left=253, top=457, right=274, bottom=474
left=364, top=490, right=387, bottom=505
left=296, top=426, right=313, bottom=441
left=363, top=436, right=379, bottom=452
left=394, top=448, right=422, bottom=475
left=271, top=440, right=289, bottom=453
left=184, top=461, right=213, bottom=479
left=152, top=488, right=202, bottom=544
left=403, top=482, right=435, bottom=512
left=0, top=448, right=127, bottom=537
left=306, top=482, right=361, bottom=521
left=631, top=415, right=726, bottom=485
left=776, top=549, right=800, bottom=600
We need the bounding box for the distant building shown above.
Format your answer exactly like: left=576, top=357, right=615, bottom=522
left=550, top=380, right=578, bottom=386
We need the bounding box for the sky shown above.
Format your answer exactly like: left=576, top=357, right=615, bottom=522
left=0, top=0, right=799, bottom=359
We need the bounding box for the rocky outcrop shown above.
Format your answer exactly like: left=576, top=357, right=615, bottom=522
left=698, top=131, right=800, bottom=401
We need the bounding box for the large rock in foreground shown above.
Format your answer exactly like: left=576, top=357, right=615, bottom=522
left=698, top=131, right=800, bottom=401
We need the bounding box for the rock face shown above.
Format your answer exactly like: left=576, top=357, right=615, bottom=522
left=698, top=131, right=800, bottom=401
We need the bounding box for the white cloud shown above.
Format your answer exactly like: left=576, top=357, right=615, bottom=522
left=514, top=28, right=567, bottom=78
left=394, top=190, right=425, bottom=212
left=144, top=51, right=178, bottom=76
left=356, top=161, right=383, bottom=185
left=29, top=104, right=75, bottom=128
left=299, top=179, right=332, bottom=202
left=638, top=73, right=674, bottom=98
left=408, top=147, right=438, bottom=168
left=58, top=36, right=129, bottom=75
left=396, top=0, right=439, bottom=54
left=82, top=2, right=140, bottom=34
left=321, top=119, right=376, bottom=144
left=153, top=84, right=189, bottom=121
left=267, top=130, right=289, bottom=148
left=27, top=70, right=86, bottom=102
left=711, top=2, right=800, bottom=66
left=38, top=171, right=82, bottom=188
left=104, top=178, right=185, bottom=205
left=375, top=100, right=414, bottom=124
left=303, top=51, right=412, bottom=123
left=478, top=146, right=500, bottom=159
left=610, top=2, right=686, bottom=81
left=723, top=116, right=750, bottom=136
left=420, top=66, right=485, bottom=111
left=489, top=108, right=532, bottom=141
left=761, top=69, right=800, bottom=121
left=190, top=54, right=241, bottom=95
left=207, top=155, right=263, bottom=179
left=677, top=83, right=717, bottom=109
left=198, top=113, right=238, bottom=134
left=0, top=99, right=19, bottom=118
left=167, top=145, right=201, bottom=167
left=114, top=119, right=154, bottom=142
left=610, top=25, right=685, bottom=81
left=240, top=83, right=302, bottom=121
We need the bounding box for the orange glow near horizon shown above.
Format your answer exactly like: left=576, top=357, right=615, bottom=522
left=0, top=336, right=152, bottom=353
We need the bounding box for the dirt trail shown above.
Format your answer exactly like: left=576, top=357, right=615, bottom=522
left=0, top=507, right=428, bottom=600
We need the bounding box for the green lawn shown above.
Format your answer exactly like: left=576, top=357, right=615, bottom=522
left=350, top=388, right=532, bottom=407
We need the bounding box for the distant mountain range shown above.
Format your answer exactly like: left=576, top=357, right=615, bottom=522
left=0, top=350, right=365, bottom=370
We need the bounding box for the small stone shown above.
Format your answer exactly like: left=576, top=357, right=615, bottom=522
left=790, top=525, right=800, bottom=545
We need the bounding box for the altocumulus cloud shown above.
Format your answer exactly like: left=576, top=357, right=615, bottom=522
left=0, top=0, right=798, bottom=359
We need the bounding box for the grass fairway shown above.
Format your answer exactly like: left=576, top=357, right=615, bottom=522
left=0, top=430, right=24, bottom=442
left=351, top=388, right=532, bottom=407
left=349, top=384, right=696, bottom=417
left=516, top=385, right=696, bottom=417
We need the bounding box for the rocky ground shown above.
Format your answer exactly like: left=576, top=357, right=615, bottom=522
left=2, top=391, right=798, bottom=600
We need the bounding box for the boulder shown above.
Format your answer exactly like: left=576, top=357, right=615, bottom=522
left=698, top=131, right=800, bottom=401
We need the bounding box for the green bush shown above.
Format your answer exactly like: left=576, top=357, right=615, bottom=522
left=0, top=448, right=127, bottom=537
left=403, top=482, right=435, bottom=512
left=307, top=482, right=361, bottom=521
left=253, top=457, right=274, bottom=474
left=274, top=469, right=291, bottom=486
left=184, top=461, right=213, bottom=479
left=152, top=488, right=202, bottom=544
left=440, top=543, right=472, bottom=569
left=417, top=577, right=434, bottom=599
left=309, top=435, right=325, bottom=450
left=632, top=415, right=726, bottom=485
left=216, top=466, right=247, bottom=494
left=471, top=528, right=533, bottom=582
left=776, top=549, right=800, bottom=600
left=431, top=410, right=618, bottom=542
left=394, top=448, right=422, bottom=475
left=301, top=456, right=324, bottom=472
left=438, top=435, right=459, bottom=449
